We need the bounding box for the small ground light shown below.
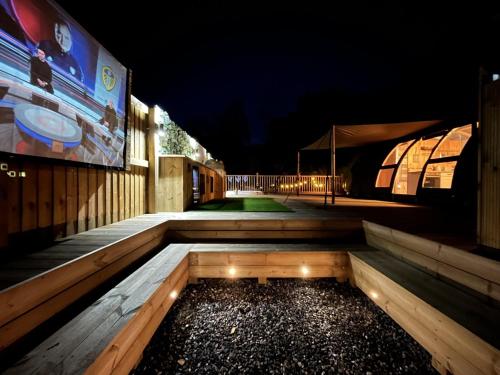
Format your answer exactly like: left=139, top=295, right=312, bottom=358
left=301, top=265, right=309, bottom=276
left=228, top=267, right=237, bottom=276
left=370, top=291, right=379, bottom=299
left=170, top=290, right=178, bottom=299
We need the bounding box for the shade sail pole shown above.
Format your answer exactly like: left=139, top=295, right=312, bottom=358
left=331, top=124, right=336, bottom=204
left=296, top=151, right=300, bottom=196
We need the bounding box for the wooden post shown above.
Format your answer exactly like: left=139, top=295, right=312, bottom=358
left=0, top=163, right=8, bottom=248
left=331, top=124, right=336, bottom=205
left=147, top=106, right=157, bottom=214
left=323, top=175, right=328, bottom=208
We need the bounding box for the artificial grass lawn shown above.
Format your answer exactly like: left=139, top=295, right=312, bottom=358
left=195, top=198, right=292, bottom=212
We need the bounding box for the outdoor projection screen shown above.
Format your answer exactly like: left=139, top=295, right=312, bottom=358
left=0, top=0, right=128, bottom=168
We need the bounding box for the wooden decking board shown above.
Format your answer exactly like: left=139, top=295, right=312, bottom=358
left=0, top=269, right=48, bottom=282
left=26, top=251, right=94, bottom=260
left=350, top=250, right=500, bottom=349
left=0, top=258, right=70, bottom=270
left=55, top=239, right=123, bottom=246
left=189, top=243, right=364, bottom=252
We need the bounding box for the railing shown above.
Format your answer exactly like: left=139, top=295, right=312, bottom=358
left=225, top=175, right=344, bottom=195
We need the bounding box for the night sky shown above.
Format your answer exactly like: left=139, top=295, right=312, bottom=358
left=57, top=1, right=500, bottom=173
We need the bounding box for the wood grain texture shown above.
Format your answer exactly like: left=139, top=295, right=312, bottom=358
left=363, top=220, right=500, bottom=302
left=479, top=80, right=500, bottom=249
left=0, top=218, right=168, bottom=350
left=349, top=251, right=500, bottom=375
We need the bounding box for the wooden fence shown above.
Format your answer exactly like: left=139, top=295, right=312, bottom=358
left=0, top=98, right=149, bottom=249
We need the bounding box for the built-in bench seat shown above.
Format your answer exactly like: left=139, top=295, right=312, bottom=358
left=6, top=243, right=352, bottom=374
left=0, top=216, right=170, bottom=351
left=0, top=216, right=362, bottom=352
left=349, top=221, right=500, bottom=375
left=12, top=230, right=498, bottom=375
left=7, top=244, right=190, bottom=375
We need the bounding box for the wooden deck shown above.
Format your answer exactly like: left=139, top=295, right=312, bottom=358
left=0, top=195, right=478, bottom=353
left=0, top=205, right=364, bottom=351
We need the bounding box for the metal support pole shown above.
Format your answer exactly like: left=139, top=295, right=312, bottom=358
left=331, top=124, right=336, bottom=205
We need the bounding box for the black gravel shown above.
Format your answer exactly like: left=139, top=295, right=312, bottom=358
left=132, top=279, right=436, bottom=375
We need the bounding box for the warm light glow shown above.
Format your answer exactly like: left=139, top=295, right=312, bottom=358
left=228, top=267, right=237, bottom=276
left=189, top=136, right=198, bottom=149
left=301, top=266, right=309, bottom=276
left=370, top=291, right=379, bottom=299
left=280, top=184, right=284, bottom=188
left=170, top=290, right=178, bottom=299
left=299, top=182, right=303, bottom=186
left=312, top=177, right=315, bottom=181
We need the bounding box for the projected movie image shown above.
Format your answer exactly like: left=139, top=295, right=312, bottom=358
left=0, top=0, right=127, bottom=167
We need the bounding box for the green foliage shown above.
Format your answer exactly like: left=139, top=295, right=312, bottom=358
left=159, top=119, right=195, bottom=157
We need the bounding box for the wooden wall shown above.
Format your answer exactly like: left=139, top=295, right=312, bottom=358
left=198, top=163, right=224, bottom=205
left=156, top=156, right=224, bottom=212
left=479, top=78, right=500, bottom=250
left=0, top=98, right=149, bottom=250
left=157, top=156, right=184, bottom=212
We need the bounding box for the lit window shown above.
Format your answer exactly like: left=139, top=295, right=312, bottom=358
left=422, top=161, right=458, bottom=189
left=375, top=168, right=395, bottom=188
left=382, top=140, right=413, bottom=166
left=392, top=136, right=442, bottom=195
left=431, top=125, right=472, bottom=159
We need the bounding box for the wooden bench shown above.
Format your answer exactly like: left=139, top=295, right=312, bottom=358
left=0, top=216, right=361, bottom=352
left=187, top=243, right=350, bottom=284
left=349, top=221, right=500, bottom=375
left=7, top=243, right=351, bottom=374
left=0, top=217, right=170, bottom=351
left=166, top=218, right=362, bottom=241
left=7, top=244, right=190, bottom=375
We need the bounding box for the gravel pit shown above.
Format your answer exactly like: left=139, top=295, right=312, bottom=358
left=132, top=279, right=436, bottom=374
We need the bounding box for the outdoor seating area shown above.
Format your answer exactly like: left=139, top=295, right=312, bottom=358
left=1, top=2, right=500, bottom=374
left=5, top=223, right=500, bottom=375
